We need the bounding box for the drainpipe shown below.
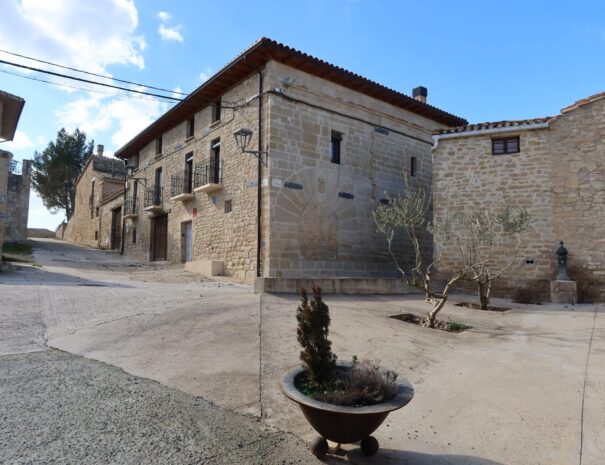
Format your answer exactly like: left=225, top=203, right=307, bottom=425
left=256, top=70, right=263, bottom=278
left=120, top=159, right=127, bottom=255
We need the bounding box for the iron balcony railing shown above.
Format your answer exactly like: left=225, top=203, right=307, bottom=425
left=171, top=170, right=194, bottom=197
left=9, top=160, right=22, bottom=175
left=124, top=198, right=138, bottom=216
left=194, top=157, right=223, bottom=188
left=144, top=187, right=163, bottom=208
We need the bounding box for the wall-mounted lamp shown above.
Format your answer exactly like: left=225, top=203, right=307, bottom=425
left=233, top=128, right=267, bottom=164
left=126, top=165, right=146, bottom=186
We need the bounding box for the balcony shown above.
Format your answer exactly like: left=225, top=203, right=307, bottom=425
left=170, top=171, right=194, bottom=202
left=124, top=198, right=138, bottom=219
left=143, top=187, right=163, bottom=213
left=193, top=158, right=223, bottom=194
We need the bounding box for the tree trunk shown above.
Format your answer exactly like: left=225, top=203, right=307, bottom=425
left=478, top=281, right=489, bottom=310
left=424, top=297, right=447, bottom=328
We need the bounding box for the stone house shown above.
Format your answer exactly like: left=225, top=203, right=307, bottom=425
left=114, top=37, right=465, bottom=288
left=0, top=89, right=28, bottom=261
left=61, top=145, right=126, bottom=250
left=432, top=92, right=605, bottom=301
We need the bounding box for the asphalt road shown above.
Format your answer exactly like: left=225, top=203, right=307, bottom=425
left=0, top=239, right=327, bottom=465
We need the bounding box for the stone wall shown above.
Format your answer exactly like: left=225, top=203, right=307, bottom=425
left=5, top=159, right=31, bottom=243
left=62, top=157, right=124, bottom=249
left=433, top=95, right=605, bottom=300
left=550, top=97, right=605, bottom=300
left=0, top=150, right=9, bottom=251
left=99, top=191, right=124, bottom=249
left=122, top=72, right=261, bottom=282
left=262, top=61, right=445, bottom=279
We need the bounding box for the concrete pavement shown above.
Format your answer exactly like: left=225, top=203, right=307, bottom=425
left=1, top=238, right=603, bottom=464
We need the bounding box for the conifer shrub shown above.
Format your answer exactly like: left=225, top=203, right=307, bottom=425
left=296, top=286, right=337, bottom=388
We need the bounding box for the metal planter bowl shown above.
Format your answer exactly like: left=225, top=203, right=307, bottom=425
left=280, top=363, right=414, bottom=457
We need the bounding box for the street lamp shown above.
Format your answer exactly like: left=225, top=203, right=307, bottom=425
left=233, top=128, right=267, bottom=164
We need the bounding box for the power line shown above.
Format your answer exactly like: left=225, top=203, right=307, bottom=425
left=0, top=69, right=177, bottom=103
left=0, top=48, right=189, bottom=96
left=0, top=58, right=183, bottom=102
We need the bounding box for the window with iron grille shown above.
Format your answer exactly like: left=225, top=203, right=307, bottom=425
left=492, top=136, right=520, bottom=155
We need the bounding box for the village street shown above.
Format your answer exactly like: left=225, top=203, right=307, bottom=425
left=1, top=239, right=604, bottom=465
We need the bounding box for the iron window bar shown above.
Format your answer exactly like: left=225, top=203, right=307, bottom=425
left=194, top=158, right=223, bottom=188
left=144, top=186, right=163, bottom=208
left=170, top=170, right=194, bottom=197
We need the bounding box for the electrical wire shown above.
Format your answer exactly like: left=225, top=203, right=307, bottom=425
left=0, top=58, right=183, bottom=101
left=0, top=48, right=189, bottom=96
left=0, top=69, right=178, bottom=103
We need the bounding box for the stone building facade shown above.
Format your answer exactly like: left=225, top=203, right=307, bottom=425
left=0, top=150, right=31, bottom=245
left=61, top=147, right=125, bottom=250
left=115, top=38, right=465, bottom=285
left=433, top=92, right=605, bottom=301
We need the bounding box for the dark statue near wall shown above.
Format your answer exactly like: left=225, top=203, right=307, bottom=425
left=556, top=241, right=571, bottom=281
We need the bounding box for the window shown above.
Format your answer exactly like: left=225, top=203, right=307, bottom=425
left=492, top=136, right=520, bottom=155
left=410, top=157, right=417, bottom=177
left=185, top=152, right=194, bottom=193
left=132, top=180, right=138, bottom=209
left=330, top=131, right=342, bottom=164
left=155, top=136, right=163, bottom=156
left=186, top=117, right=194, bottom=139
left=211, top=103, right=221, bottom=123
left=224, top=199, right=232, bottom=213
left=94, top=231, right=98, bottom=241
left=132, top=227, right=137, bottom=244
left=95, top=207, right=99, bottom=217
left=211, top=139, right=220, bottom=184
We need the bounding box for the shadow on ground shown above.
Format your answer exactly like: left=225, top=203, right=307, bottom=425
left=0, top=266, right=133, bottom=288
left=344, top=448, right=504, bottom=465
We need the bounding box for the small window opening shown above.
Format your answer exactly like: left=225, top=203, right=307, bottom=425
left=492, top=136, right=520, bottom=155
left=95, top=207, right=99, bottom=217
left=410, top=157, right=417, bottom=177
left=330, top=131, right=342, bottom=164
left=132, top=228, right=137, bottom=244
left=211, top=103, right=221, bottom=123
left=186, top=117, right=195, bottom=139
left=224, top=199, right=232, bottom=213
left=94, top=231, right=98, bottom=241
left=155, top=136, right=163, bottom=156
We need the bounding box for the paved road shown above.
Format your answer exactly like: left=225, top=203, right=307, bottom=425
left=0, top=239, right=326, bottom=465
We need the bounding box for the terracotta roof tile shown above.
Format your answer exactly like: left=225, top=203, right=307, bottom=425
left=434, top=117, right=553, bottom=136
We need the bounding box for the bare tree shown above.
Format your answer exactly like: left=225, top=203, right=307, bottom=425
left=372, top=185, right=466, bottom=328
left=449, top=207, right=533, bottom=310
left=373, top=182, right=533, bottom=325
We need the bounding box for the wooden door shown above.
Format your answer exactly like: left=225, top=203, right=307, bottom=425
left=110, top=207, right=122, bottom=250
left=184, top=222, right=192, bottom=262
left=152, top=214, right=168, bottom=261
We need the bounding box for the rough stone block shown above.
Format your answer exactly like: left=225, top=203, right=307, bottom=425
left=550, top=280, right=577, bottom=304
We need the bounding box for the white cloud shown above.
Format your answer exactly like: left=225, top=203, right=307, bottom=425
left=157, top=11, right=171, bottom=22
left=4, top=130, right=34, bottom=151
left=172, top=86, right=183, bottom=98
left=199, top=67, right=213, bottom=82
left=158, top=23, right=183, bottom=42
left=56, top=92, right=168, bottom=150
left=0, top=0, right=146, bottom=73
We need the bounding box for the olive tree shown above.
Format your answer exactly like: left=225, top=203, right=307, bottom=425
left=372, top=184, right=533, bottom=325
left=372, top=185, right=467, bottom=328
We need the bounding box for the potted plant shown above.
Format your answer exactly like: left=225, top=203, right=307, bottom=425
left=280, top=286, right=414, bottom=458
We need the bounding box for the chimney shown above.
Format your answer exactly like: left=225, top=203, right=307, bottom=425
left=96, top=144, right=104, bottom=157
left=412, top=86, right=428, bottom=104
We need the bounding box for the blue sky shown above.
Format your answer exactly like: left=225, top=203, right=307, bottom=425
left=1, top=0, right=604, bottom=230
